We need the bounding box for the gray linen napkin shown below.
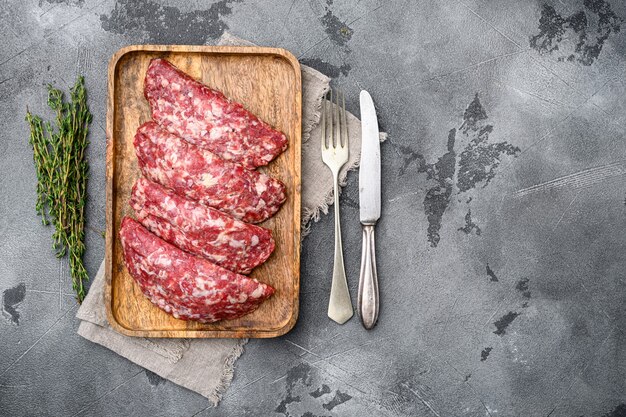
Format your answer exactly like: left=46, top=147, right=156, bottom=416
left=76, top=33, right=385, bottom=405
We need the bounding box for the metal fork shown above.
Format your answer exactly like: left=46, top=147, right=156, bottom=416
left=321, top=89, right=353, bottom=324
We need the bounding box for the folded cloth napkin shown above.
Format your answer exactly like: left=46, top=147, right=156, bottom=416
left=76, top=33, right=386, bottom=405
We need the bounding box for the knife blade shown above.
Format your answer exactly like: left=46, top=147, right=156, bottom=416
left=359, top=90, right=381, bottom=224
left=358, top=90, right=380, bottom=329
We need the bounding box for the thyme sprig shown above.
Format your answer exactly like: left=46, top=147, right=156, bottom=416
left=26, top=76, right=92, bottom=302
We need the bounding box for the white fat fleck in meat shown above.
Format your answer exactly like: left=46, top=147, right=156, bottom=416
left=201, top=278, right=217, bottom=290
left=200, top=173, right=218, bottom=187
left=203, top=297, right=220, bottom=306
left=162, top=196, right=176, bottom=212
left=203, top=151, right=214, bottom=164
left=171, top=82, right=181, bottom=91
left=255, top=177, right=268, bottom=194
left=209, top=126, right=224, bottom=140
left=192, top=287, right=214, bottom=298
left=190, top=209, right=202, bottom=224
left=160, top=79, right=169, bottom=88
left=154, top=254, right=172, bottom=268
left=211, top=217, right=226, bottom=228
left=211, top=104, right=223, bottom=118
left=250, top=286, right=265, bottom=298
left=250, top=235, right=259, bottom=246
left=214, top=231, right=230, bottom=245
left=229, top=240, right=245, bottom=249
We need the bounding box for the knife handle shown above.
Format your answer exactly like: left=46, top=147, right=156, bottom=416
left=358, top=224, right=379, bottom=329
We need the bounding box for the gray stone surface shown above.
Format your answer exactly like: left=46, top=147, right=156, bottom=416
left=1, top=0, right=625, bottom=415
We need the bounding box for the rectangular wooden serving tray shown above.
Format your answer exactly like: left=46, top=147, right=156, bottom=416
left=105, top=45, right=302, bottom=338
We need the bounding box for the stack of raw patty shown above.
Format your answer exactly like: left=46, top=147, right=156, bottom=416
left=120, top=59, right=288, bottom=323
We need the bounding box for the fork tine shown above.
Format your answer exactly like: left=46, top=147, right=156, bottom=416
left=330, top=89, right=335, bottom=148
left=334, top=89, right=341, bottom=148
left=321, top=91, right=327, bottom=149
left=340, top=90, right=347, bottom=148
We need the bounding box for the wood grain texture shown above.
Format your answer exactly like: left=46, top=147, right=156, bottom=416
left=105, top=45, right=302, bottom=338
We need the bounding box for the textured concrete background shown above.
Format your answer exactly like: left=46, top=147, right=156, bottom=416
left=1, top=0, right=625, bottom=416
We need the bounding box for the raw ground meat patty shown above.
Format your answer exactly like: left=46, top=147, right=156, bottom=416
left=119, top=217, right=275, bottom=323
left=134, top=121, right=287, bottom=223
left=130, top=177, right=275, bottom=274
left=145, top=58, right=288, bottom=169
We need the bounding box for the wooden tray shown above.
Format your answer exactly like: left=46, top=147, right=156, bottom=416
left=105, top=45, right=302, bottom=338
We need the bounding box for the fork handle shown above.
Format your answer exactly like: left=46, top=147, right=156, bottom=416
left=327, top=174, right=353, bottom=324
left=358, top=224, right=379, bottom=329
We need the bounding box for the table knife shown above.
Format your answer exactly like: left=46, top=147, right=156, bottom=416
left=358, top=90, right=381, bottom=330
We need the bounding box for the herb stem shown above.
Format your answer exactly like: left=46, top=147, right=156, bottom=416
left=26, top=76, right=92, bottom=302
